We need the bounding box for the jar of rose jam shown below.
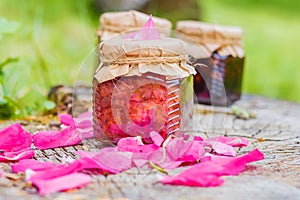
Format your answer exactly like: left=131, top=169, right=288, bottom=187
left=175, top=21, right=245, bottom=106
left=93, top=36, right=195, bottom=144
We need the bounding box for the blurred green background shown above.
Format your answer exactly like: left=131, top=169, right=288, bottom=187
left=0, top=0, right=299, bottom=118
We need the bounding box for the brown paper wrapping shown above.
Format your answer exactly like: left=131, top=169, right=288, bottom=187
left=98, top=10, right=172, bottom=41
left=175, top=21, right=244, bottom=58
left=94, top=37, right=196, bottom=83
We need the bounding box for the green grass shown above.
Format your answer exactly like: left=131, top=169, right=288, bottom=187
left=0, top=0, right=98, bottom=116
left=0, top=0, right=299, bottom=118
left=201, top=0, right=300, bottom=102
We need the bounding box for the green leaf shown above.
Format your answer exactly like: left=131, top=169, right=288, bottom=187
left=0, top=57, right=19, bottom=72
left=0, top=17, right=19, bottom=39
left=231, top=106, right=256, bottom=120
left=0, top=99, right=14, bottom=119
left=43, top=100, right=56, bottom=111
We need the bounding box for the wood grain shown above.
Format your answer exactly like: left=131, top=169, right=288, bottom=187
left=1, top=95, right=299, bottom=200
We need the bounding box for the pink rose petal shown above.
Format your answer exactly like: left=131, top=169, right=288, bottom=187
left=208, top=141, right=236, bottom=157
left=133, top=159, right=149, bottom=168
left=0, top=123, right=32, bottom=152
left=92, top=148, right=132, bottom=174
left=117, top=137, right=159, bottom=153
left=0, top=168, right=4, bottom=178
left=124, top=15, right=161, bottom=40
left=0, top=148, right=34, bottom=162
left=134, top=15, right=161, bottom=40
left=150, top=148, right=183, bottom=169
left=32, top=125, right=81, bottom=150
left=77, top=149, right=133, bottom=174
left=161, top=161, right=225, bottom=187
left=177, top=140, right=206, bottom=163
left=11, top=159, right=58, bottom=173
left=28, top=161, right=83, bottom=182
left=58, top=113, right=75, bottom=126
left=205, top=136, right=249, bottom=147
left=165, top=137, right=192, bottom=160
left=32, top=173, right=92, bottom=195
left=161, top=148, right=264, bottom=187
left=74, top=111, right=93, bottom=128
left=150, top=131, right=164, bottom=146
left=212, top=148, right=264, bottom=175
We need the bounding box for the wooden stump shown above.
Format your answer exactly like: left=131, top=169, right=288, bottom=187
left=0, top=95, right=299, bottom=200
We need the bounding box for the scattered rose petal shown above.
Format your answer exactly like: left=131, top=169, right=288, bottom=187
left=32, top=173, right=92, bottom=195
left=211, top=148, right=264, bottom=175
left=205, top=136, right=249, bottom=147
left=0, top=123, right=32, bottom=152
left=32, top=125, right=81, bottom=150
left=74, top=111, right=94, bottom=139
left=161, top=161, right=225, bottom=187
left=150, top=148, right=183, bottom=169
left=117, top=136, right=159, bottom=153
left=28, top=161, right=82, bottom=182
left=150, top=131, right=164, bottom=146
left=92, top=148, right=132, bottom=174
left=161, top=149, right=264, bottom=187
left=0, top=148, right=34, bottom=162
left=77, top=149, right=132, bottom=174
left=207, top=141, right=236, bottom=157
left=0, top=168, right=4, bottom=178
left=165, top=137, right=191, bottom=160
left=74, top=111, right=93, bottom=128
left=58, top=114, right=75, bottom=127
left=12, top=159, right=58, bottom=173
left=177, top=140, right=206, bottom=163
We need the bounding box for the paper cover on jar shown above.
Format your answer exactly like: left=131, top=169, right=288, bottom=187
left=175, top=21, right=244, bottom=58
left=98, top=10, right=172, bottom=41
left=94, top=37, right=196, bottom=83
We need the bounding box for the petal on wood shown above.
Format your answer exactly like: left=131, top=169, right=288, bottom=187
left=0, top=123, right=32, bottom=152
left=12, top=159, right=58, bottom=173
left=28, top=161, right=83, bottom=182
left=0, top=148, right=34, bottom=162
left=32, top=125, right=81, bottom=150
left=0, top=168, right=4, bottom=178
left=160, top=149, right=264, bottom=187
left=161, top=161, right=225, bottom=187
left=92, top=149, right=133, bottom=174
left=205, top=136, right=249, bottom=147
left=58, top=113, right=75, bottom=127
left=117, top=136, right=159, bottom=153
left=32, top=173, right=92, bottom=195
left=208, top=141, right=237, bottom=157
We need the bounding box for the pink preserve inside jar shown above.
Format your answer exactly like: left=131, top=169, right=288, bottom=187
left=93, top=36, right=195, bottom=144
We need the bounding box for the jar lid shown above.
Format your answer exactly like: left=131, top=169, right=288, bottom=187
left=94, top=37, right=196, bottom=83
left=176, top=21, right=242, bottom=43
left=100, top=37, right=187, bottom=62
left=175, top=21, right=244, bottom=57
left=98, top=10, right=172, bottom=40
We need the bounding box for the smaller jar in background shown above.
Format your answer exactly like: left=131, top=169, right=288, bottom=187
left=97, top=10, right=172, bottom=41
left=175, top=21, right=245, bottom=106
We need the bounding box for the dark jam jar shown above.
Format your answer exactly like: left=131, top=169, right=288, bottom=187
left=176, top=21, right=245, bottom=106
left=93, top=37, right=195, bottom=144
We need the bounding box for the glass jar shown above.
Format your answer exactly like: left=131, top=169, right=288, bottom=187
left=175, top=21, right=245, bottom=106
left=93, top=37, right=195, bottom=144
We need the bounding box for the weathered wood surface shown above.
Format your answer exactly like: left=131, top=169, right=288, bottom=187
left=0, top=95, right=300, bottom=200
